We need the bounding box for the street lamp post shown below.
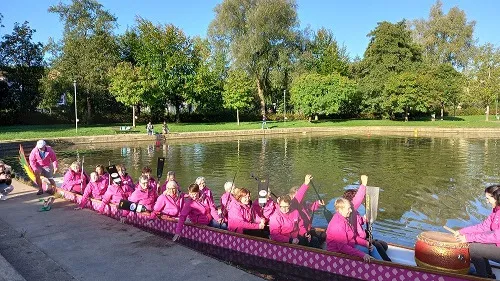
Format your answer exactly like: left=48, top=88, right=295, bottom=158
left=73, top=80, right=78, bottom=133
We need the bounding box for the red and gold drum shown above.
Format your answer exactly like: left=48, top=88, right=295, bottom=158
left=414, top=231, right=469, bottom=274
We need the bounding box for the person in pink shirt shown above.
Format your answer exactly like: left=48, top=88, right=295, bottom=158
left=150, top=181, right=184, bottom=219
left=29, top=140, right=59, bottom=195
left=269, top=196, right=302, bottom=244
left=342, top=175, right=390, bottom=261
left=128, top=175, right=157, bottom=211
left=326, top=198, right=382, bottom=262
left=61, top=161, right=88, bottom=194
left=116, top=164, right=134, bottom=193
left=158, top=171, right=182, bottom=194
left=172, top=183, right=225, bottom=241
left=95, top=165, right=109, bottom=185
left=227, top=188, right=268, bottom=238
left=195, top=176, right=214, bottom=203
left=141, top=166, right=158, bottom=192
left=97, top=179, right=131, bottom=216
left=219, top=181, right=235, bottom=222
left=287, top=175, right=325, bottom=241
left=75, top=172, right=107, bottom=209
left=454, top=185, right=500, bottom=278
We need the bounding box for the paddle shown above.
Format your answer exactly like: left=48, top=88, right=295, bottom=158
left=443, top=225, right=459, bottom=236
left=80, top=156, right=85, bottom=194
left=365, top=185, right=380, bottom=253
left=156, top=157, right=165, bottom=195
left=250, top=173, right=277, bottom=199
left=309, top=180, right=334, bottom=223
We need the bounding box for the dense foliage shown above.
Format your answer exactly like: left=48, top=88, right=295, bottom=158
left=1, top=0, right=499, bottom=126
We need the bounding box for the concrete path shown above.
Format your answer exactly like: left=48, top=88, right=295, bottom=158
left=0, top=180, right=263, bottom=281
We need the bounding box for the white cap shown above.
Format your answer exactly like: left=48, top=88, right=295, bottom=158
left=36, top=140, right=46, bottom=149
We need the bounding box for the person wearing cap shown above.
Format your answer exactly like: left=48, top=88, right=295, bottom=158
left=29, top=140, right=58, bottom=195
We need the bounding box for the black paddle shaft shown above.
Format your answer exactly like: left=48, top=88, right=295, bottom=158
left=156, top=157, right=165, bottom=179
left=310, top=180, right=333, bottom=222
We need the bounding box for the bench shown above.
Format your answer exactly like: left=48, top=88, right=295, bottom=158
left=114, top=126, right=140, bottom=134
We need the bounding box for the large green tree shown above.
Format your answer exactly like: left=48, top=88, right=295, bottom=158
left=411, top=0, right=475, bottom=70
left=358, top=20, right=423, bottom=116
left=290, top=72, right=356, bottom=120
left=108, top=62, right=150, bottom=127
left=47, top=0, right=120, bottom=123
left=223, top=68, right=255, bottom=125
left=209, top=0, right=299, bottom=117
left=0, top=21, right=44, bottom=114
left=135, top=18, right=196, bottom=122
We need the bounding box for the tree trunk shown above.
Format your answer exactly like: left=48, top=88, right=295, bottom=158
left=486, top=105, right=490, bottom=121
left=236, top=108, right=240, bottom=126
left=175, top=103, right=181, bottom=123
left=86, top=95, right=92, bottom=124
left=132, top=105, right=136, bottom=128
left=440, top=105, right=444, bottom=120
left=256, top=77, right=266, bottom=117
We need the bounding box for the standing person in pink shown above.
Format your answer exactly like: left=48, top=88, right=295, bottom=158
left=128, top=175, right=157, bottom=211
left=195, top=176, right=214, bottom=203
left=97, top=178, right=131, bottom=216
left=227, top=188, right=268, bottom=238
left=159, top=171, right=182, bottom=194
left=326, top=198, right=382, bottom=262
left=61, top=161, right=88, bottom=194
left=29, top=140, right=58, bottom=195
left=75, top=172, right=107, bottom=209
left=150, top=181, right=184, bottom=219
left=116, top=164, right=134, bottom=193
left=172, top=183, right=225, bottom=241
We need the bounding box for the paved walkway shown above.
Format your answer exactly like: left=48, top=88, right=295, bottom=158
left=0, top=180, right=263, bottom=281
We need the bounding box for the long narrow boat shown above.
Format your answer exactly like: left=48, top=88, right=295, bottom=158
left=51, top=180, right=497, bottom=281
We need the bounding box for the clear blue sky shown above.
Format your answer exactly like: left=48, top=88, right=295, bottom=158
left=1, top=0, right=499, bottom=59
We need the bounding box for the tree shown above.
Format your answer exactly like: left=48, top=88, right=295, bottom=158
left=424, top=63, right=463, bottom=118
left=290, top=72, right=356, bottom=120
left=48, top=0, right=119, bottom=123
left=0, top=21, right=44, bottom=113
left=465, top=44, right=500, bottom=121
left=382, top=70, right=430, bottom=119
left=135, top=18, right=196, bottom=122
left=223, top=68, right=255, bottom=125
left=411, top=0, right=475, bottom=70
left=108, top=62, right=150, bottom=127
left=209, top=0, right=299, bottom=117
left=358, top=20, right=423, bottom=116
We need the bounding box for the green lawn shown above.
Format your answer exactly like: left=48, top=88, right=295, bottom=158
left=1, top=115, right=500, bottom=141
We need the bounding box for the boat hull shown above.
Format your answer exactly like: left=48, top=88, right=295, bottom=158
left=54, top=187, right=484, bottom=281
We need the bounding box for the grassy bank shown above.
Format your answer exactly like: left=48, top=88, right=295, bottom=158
left=1, top=115, right=500, bottom=141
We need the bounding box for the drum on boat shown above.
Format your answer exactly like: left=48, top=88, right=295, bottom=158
left=414, top=231, right=470, bottom=274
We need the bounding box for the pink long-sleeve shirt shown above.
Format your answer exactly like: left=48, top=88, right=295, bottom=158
left=290, top=183, right=318, bottom=236
left=350, top=184, right=367, bottom=239
left=98, top=183, right=130, bottom=213
left=227, top=201, right=263, bottom=233
left=175, top=196, right=220, bottom=234
left=200, top=186, right=214, bottom=204
left=326, top=212, right=367, bottom=259
left=128, top=188, right=157, bottom=211
left=459, top=206, right=500, bottom=246
left=61, top=169, right=88, bottom=192
left=79, top=178, right=107, bottom=208
left=150, top=193, right=184, bottom=219
left=119, top=174, right=135, bottom=192
left=29, top=146, right=58, bottom=173
left=269, top=209, right=300, bottom=243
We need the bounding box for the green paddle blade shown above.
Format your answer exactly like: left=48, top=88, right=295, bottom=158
left=366, top=185, right=380, bottom=223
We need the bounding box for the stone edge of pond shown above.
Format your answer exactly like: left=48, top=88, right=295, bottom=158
left=2, top=126, right=500, bottom=146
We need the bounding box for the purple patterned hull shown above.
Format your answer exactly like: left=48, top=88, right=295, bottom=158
left=57, top=189, right=483, bottom=281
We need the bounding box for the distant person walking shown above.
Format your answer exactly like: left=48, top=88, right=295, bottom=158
left=261, top=115, right=269, bottom=129
left=162, top=121, right=169, bottom=134
left=29, top=140, right=58, bottom=195
left=146, top=122, right=154, bottom=135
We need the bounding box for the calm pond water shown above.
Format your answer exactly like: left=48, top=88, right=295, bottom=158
left=4, top=133, right=500, bottom=247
